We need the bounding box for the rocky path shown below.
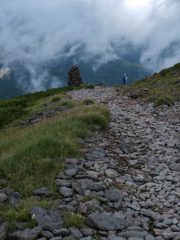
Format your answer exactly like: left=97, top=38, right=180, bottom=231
left=1, top=86, right=180, bottom=240
left=66, top=86, right=180, bottom=240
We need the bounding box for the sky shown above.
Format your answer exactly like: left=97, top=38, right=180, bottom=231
left=0, top=0, right=180, bottom=90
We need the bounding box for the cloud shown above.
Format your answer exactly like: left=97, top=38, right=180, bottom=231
left=0, top=0, right=180, bottom=90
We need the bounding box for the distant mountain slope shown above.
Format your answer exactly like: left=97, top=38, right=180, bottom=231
left=0, top=56, right=152, bottom=100
left=0, top=69, right=23, bottom=100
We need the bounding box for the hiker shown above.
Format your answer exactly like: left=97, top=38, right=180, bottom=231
left=144, top=74, right=148, bottom=82
left=102, top=82, right=105, bottom=86
left=122, top=74, right=127, bottom=86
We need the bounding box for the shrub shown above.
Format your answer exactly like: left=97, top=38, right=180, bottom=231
left=159, top=68, right=170, bottom=77
left=82, top=98, right=95, bottom=105
left=51, top=97, right=61, bottom=102
left=154, top=97, right=174, bottom=107
left=64, top=212, right=85, bottom=229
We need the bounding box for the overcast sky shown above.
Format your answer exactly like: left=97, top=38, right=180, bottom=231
left=0, top=0, right=180, bottom=87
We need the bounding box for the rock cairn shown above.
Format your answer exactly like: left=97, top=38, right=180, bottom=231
left=67, top=65, right=84, bottom=87
left=1, top=86, right=180, bottom=240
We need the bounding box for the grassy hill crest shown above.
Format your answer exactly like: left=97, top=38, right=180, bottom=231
left=123, top=62, right=180, bottom=107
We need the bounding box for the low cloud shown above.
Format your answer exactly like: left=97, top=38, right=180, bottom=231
left=0, top=0, right=180, bottom=90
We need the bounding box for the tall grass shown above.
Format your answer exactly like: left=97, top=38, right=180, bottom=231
left=0, top=104, right=110, bottom=196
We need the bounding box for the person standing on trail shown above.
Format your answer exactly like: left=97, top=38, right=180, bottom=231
left=122, top=74, right=127, bottom=86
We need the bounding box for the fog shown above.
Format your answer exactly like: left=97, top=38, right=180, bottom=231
left=0, top=0, right=180, bottom=90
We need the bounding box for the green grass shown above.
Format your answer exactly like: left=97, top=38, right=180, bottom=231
left=0, top=198, right=56, bottom=233
left=80, top=195, right=100, bottom=203
left=0, top=84, right=94, bottom=128
left=51, top=96, right=61, bottom=102
left=82, top=98, right=95, bottom=105
left=0, top=102, right=110, bottom=196
left=124, top=62, right=180, bottom=106
left=64, top=212, right=85, bottom=229
left=0, top=90, right=110, bottom=232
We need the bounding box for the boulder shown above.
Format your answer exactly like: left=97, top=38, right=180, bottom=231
left=29, top=207, right=64, bottom=232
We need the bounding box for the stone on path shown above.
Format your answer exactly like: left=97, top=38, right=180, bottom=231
left=86, top=213, right=130, bottom=231
left=33, top=187, right=52, bottom=197
left=30, top=207, right=64, bottom=232
left=8, top=226, right=42, bottom=240
left=0, top=222, right=8, bottom=240
left=105, top=169, right=119, bottom=178
left=105, top=188, right=123, bottom=202
left=59, top=187, right=73, bottom=197
left=72, top=179, right=93, bottom=195
left=69, top=227, right=83, bottom=238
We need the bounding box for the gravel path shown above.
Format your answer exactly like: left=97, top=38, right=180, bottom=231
left=66, top=86, right=180, bottom=240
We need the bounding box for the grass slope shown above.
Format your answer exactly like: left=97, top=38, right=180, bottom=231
left=123, top=62, right=180, bottom=107
left=0, top=86, right=110, bottom=231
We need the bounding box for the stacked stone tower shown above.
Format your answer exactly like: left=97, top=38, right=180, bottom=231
left=67, top=65, right=84, bottom=87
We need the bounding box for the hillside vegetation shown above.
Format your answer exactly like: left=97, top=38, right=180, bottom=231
left=0, top=85, right=110, bottom=232
left=123, top=62, right=180, bottom=107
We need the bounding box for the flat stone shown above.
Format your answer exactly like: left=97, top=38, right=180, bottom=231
left=145, top=235, right=155, bottom=240
left=86, top=171, right=98, bottom=181
left=90, top=182, right=105, bottom=192
left=8, top=227, right=42, bottom=240
left=69, top=227, right=83, bottom=238
left=170, top=163, right=180, bottom=171
left=53, top=228, right=69, bottom=236
left=59, top=187, right=73, bottom=197
left=65, top=158, right=78, bottom=166
left=105, top=189, right=123, bottom=202
left=119, top=144, right=134, bottom=154
left=84, top=136, right=94, bottom=143
left=41, top=230, right=54, bottom=238
left=86, top=199, right=100, bottom=211
left=0, top=222, right=8, bottom=240
left=55, top=180, right=71, bottom=187
left=72, top=179, right=93, bottom=195
left=80, top=228, right=93, bottom=236
left=33, top=187, right=52, bottom=197
left=105, top=169, right=119, bottom=178
left=63, top=235, right=75, bottom=240
left=50, top=237, right=62, bottom=240
left=78, top=202, right=87, bottom=214
left=80, top=237, right=92, bottom=240
left=86, top=213, right=130, bottom=231
left=144, top=156, right=159, bottom=166
left=84, top=154, right=94, bottom=161
left=64, top=169, right=77, bottom=177
left=92, top=148, right=107, bottom=159
left=12, top=192, right=24, bottom=200
left=118, top=231, right=148, bottom=238
left=9, top=195, right=20, bottom=207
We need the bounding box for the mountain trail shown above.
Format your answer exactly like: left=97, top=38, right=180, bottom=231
left=2, top=85, right=180, bottom=240
left=66, top=85, right=180, bottom=239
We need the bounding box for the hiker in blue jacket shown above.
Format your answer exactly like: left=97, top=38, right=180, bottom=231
left=122, top=74, right=127, bottom=86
